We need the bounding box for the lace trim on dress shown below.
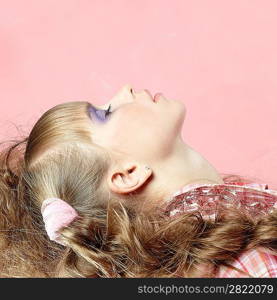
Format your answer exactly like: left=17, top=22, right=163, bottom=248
left=165, top=183, right=277, bottom=221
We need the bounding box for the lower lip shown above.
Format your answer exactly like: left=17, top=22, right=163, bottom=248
left=153, top=93, right=163, bottom=103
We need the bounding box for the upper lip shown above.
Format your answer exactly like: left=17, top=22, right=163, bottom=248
left=153, top=93, right=162, bottom=102
left=143, top=89, right=156, bottom=102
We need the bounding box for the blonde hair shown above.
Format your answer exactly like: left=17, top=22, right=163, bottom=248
left=0, top=101, right=276, bottom=277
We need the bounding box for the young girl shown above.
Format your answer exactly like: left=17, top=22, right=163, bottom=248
left=0, top=84, right=276, bottom=277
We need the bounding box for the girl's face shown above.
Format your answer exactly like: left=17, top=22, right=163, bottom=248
left=87, top=84, right=186, bottom=163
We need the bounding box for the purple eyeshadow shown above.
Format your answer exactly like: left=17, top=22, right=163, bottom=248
left=88, top=105, right=107, bottom=123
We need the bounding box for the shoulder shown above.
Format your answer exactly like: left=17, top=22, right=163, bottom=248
left=217, top=248, right=277, bottom=278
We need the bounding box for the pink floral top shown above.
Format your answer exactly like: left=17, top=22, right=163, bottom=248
left=165, top=181, right=277, bottom=277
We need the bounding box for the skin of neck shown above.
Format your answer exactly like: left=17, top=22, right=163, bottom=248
left=146, top=135, right=224, bottom=204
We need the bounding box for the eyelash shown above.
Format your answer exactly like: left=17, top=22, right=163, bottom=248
left=105, top=104, right=112, bottom=116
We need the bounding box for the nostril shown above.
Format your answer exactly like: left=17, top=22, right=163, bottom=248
left=130, top=87, right=136, bottom=99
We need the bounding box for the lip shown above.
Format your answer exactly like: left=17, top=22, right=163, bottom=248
left=153, top=93, right=163, bottom=103
left=143, top=89, right=163, bottom=103
left=143, top=89, right=153, bottom=100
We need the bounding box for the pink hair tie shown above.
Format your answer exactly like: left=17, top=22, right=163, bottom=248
left=41, top=198, right=78, bottom=245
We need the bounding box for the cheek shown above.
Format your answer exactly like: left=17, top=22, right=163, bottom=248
left=105, top=109, right=153, bottom=146
left=104, top=104, right=183, bottom=152
left=114, top=107, right=154, bottom=133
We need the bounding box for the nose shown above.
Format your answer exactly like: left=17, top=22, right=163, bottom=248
left=116, top=84, right=134, bottom=104
left=121, top=84, right=154, bottom=103
left=102, top=84, right=133, bottom=110
left=122, top=84, right=134, bottom=97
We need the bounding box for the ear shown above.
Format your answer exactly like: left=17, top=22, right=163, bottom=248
left=107, top=162, right=152, bottom=194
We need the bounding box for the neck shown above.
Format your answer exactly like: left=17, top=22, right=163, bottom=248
left=149, top=136, right=224, bottom=204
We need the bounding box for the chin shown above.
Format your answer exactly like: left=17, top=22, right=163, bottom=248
left=173, top=101, right=186, bottom=128
left=177, top=99, right=187, bottom=115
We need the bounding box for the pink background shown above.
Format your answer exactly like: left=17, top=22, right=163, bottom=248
left=0, top=1, right=276, bottom=187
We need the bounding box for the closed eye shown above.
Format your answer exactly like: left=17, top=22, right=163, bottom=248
left=88, top=104, right=112, bottom=122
